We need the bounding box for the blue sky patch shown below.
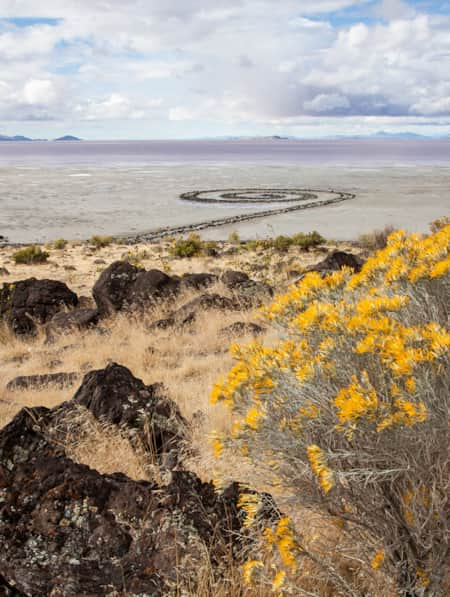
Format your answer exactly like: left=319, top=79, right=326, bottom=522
left=3, top=17, right=62, bottom=28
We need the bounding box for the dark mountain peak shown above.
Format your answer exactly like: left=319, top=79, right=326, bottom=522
left=54, top=135, right=82, bottom=141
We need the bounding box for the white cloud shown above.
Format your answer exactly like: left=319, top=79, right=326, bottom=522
left=76, top=93, right=164, bottom=120
left=0, top=0, right=449, bottom=134
left=22, top=79, right=58, bottom=105
left=345, top=23, right=369, bottom=47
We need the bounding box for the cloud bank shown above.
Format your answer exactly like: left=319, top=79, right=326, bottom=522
left=0, top=0, right=450, bottom=137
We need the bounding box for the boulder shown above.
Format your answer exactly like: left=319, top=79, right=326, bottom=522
left=92, top=261, right=139, bottom=316
left=0, top=278, right=78, bottom=335
left=0, top=398, right=278, bottom=595
left=304, top=250, right=364, bottom=275
left=93, top=262, right=181, bottom=316
left=0, top=268, right=9, bottom=277
left=72, top=363, right=187, bottom=466
left=46, top=308, right=99, bottom=337
left=220, top=270, right=273, bottom=307
left=6, top=372, right=78, bottom=392
left=180, top=272, right=218, bottom=290
left=130, top=269, right=180, bottom=306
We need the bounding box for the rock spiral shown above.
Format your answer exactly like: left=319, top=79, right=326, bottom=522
left=127, top=187, right=355, bottom=242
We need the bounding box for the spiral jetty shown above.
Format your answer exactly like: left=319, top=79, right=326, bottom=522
left=124, top=187, right=356, bottom=243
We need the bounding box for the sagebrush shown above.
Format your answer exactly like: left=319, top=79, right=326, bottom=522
left=12, top=245, right=49, bottom=264
left=212, top=226, right=450, bottom=595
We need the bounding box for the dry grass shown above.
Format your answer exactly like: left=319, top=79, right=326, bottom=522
left=357, top=225, right=396, bottom=250
left=62, top=406, right=150, bottom=481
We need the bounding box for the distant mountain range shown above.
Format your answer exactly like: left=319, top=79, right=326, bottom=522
left=262, top=132, right=450, bottom=140
left=331, top=131, right=434, bottom=140
left=0, top=134, right=82, bottom=142
left=0, top=132, right=449, bottom=142
left=206, top=132, right=450, bottom=141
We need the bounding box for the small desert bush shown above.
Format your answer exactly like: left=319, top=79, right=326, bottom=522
left=169, top=233, right=204, bottom=258
left=358, top=225, right=396, bottom=250
left=228, top=231, right=241, bottom=245
left=53, top=238, right=68, bottom=250
left=291, top=230, right=325, bottom=249
left=212, top=226, right=450, bottom=595
left=90, top=234, right=114, bottom=249
left=12, top=245, right=49, bottom=264
left=271, top=235, right=292, bottom=252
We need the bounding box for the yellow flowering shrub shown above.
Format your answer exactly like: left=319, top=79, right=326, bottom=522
left=212, top=226, right=450, bottom=595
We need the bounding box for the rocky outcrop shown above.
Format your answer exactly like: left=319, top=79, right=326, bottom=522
left=149, top=293, right=239, bottom=330
left=0, top=364, right=279, bottom=596
left=130, top=269, right=180, bottom=307
left=0, top=278, right=78, bottom=335
left=72, top=363, right=187, bottom=467
left=93, top=262, right=180, bottom=316
left=6, top=372, right=78, bottom=392
left=304, top=250, right=364, bottom=275
left=220, top=270, right=273, bottom=307
left=92, top=261, right=139, bottom=316
left=92, top=263, right=273, bottom=318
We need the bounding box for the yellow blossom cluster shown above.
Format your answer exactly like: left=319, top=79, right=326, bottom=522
left=242, top=559, right=263, bottom=585
left=238, top=492, right=262, bottom=528
left=371, top=549, right=385, bottom=570
left=334, top=371, right=429, bottom=433
left=265, top=516, right=301, bottom=570
left=240, top=515, right=304, bottom=594
left=348, top=226, right=450, bottom=288
left=334, top=373, right=379, bottom=425
left=306, top=445, right=334, bottom=493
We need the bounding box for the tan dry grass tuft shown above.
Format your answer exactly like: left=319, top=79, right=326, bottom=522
left=357, top=224, right=396, bottom=250
left=62, top=406, right=150, bottom=481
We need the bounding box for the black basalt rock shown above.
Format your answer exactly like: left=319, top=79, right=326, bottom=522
left=0, top=278, right=78, bottom=335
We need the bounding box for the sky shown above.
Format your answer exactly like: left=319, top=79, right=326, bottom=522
left=1, top=0, right=450, bottom=139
